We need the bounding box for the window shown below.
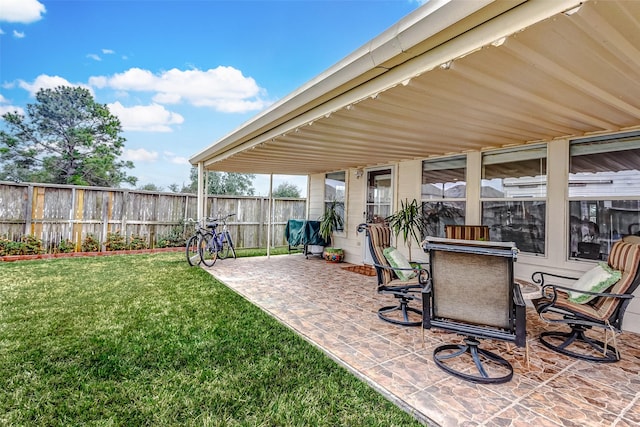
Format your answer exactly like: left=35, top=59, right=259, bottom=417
left=325, top=171, right=345, bottom=232
left=568, top=133, right=640, bottom=260
left=481, top=145, right=547, bottom=254
left=366, top=168, right=392, bottom=223
left=421, top=156, right=466, bottom=237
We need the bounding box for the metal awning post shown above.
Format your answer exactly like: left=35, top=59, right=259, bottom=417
left=267, top=174, right=273, bottom=258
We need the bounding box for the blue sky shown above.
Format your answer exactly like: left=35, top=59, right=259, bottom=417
left=0, top=0, right=424, bottom=195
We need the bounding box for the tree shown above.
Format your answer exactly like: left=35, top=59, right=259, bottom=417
left=186, top=167, right=255, bottom=195
left=272, top=181, right=301, bottom=198
left=138, top=183, right=164, bottom=192
left=0, top=86, right=137, bottom=187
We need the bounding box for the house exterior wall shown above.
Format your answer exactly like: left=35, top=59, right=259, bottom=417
left=317, top=137, right=640, bottom=333
left=308, top=173, right=325, bottom=221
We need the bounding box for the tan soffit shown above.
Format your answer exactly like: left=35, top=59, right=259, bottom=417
left=190, top=0, right=640, bottom=175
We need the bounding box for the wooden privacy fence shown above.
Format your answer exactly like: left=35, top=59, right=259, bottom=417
left=0, top=181, right=307, bottom=252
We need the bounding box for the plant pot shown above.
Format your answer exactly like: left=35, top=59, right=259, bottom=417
left=323, top=247, right=344, bottom=263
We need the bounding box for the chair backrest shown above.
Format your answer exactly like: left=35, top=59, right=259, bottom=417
left=423, top=237, right=524, bottom=345
left=366, top=224, right=394, bottom=285
left=593, top=239, right=640, bottom=324
left=445, top=225, right=490, bottom=241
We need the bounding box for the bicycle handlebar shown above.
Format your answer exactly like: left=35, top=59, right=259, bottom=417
left=207, top=213, right=235, bottom=222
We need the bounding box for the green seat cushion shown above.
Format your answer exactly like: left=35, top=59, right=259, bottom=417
left=568, top=262, right=621, bottom=304
left=382, top=247, right=417, bottom=282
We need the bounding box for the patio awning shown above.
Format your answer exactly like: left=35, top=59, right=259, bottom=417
left=189, top=0, right=640, bottom=175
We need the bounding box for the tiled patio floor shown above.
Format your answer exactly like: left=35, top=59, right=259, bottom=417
left=204, top=254, right=640, bottom=427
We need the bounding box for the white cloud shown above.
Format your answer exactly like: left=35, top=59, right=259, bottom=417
left=0, top=27, right=5, bottom=35
left=0, top=105, right=21, bottom=115
left=17, top=74, right=93, bottom=97
left=121, top=148, right=159, bottom=162
left=162, top=151, right=190, bottom=166
left=87, top=53, right=101, bottom=61
left=169, top=156, right=190, bottom=166
left=90, top=66, right=270, bottom=113
left=12, top=29, right=25, bottom=38
left=102, top=49, right=115, bottom=55
left=0, top=93, right=24, bottom=114
left=88, top=75, right=107, bottom=87
left=108, top=101, right=184, bottom=132
left=0, top=0, right=46, bottom=23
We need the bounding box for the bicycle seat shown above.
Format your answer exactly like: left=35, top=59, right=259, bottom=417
left=206, top=222, right=218, bottom=229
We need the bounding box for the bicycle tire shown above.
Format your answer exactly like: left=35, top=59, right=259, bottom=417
left=218, top=241, right=229, bottom=259
left=200, top=232, right=218, bottom=267
left=226, top=231, right=237, bottom=259
left=186, top=235, right=201, bottom=266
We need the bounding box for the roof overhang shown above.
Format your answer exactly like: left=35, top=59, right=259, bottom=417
left=190, top=0, right=640, bottom=175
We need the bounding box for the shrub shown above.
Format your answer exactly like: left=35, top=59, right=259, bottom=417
left=0, top=237, right=22, bottom=256
left=106, top=232, right=127, bottom=251
left=20, top=235, right=44, bottom=255
left=156, top=223, right=188, bottom=248
left=0, top=235, right=44, bottom=255
left=54, top=238, right=75, bottom=254
left=81, top=234, right=100, bottom=252
left=156, top=231, right=186, bottom=248
left=128, top=234, right=148, bottom=250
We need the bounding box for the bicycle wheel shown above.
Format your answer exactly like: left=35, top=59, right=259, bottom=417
left=200, top=232, right=218, bottom=267
left=217, top=233, right=231, bottom=260
left=226, top=231, right=237, bottom=259
left=186, top=235, right=201, bottom=266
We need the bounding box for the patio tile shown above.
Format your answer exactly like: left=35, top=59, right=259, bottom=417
left=516, top=385, right=622, bottom=426
left=205, top=254, right=640, bottom=427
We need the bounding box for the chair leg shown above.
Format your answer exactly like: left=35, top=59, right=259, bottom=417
left=433, top=338, right=514, bottom=384
left=539, top=325, right=619, bottom=363
left=378, top=295, right=422, bottom=327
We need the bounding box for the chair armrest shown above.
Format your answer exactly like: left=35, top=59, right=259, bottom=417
left=541, top=282, right=634, bottom=301
left=513, top=284, right=525, bottom=307
left=513, top=284, right=527, bottom=347
left=531, top=271, right=579, bottom=287
left=372, top=262, right=430, bottom=284
left=421, top=280, right=433, bottom=329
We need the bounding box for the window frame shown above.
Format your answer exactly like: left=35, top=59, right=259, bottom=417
left=567, top=132, right=640, bottom=261
left=480, top=144, right=548, bottom=255
left=421, top=156, right=467, bottom=238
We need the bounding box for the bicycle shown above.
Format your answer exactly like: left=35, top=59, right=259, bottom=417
left=185, top=214, right=237, bottom=267
left=210, top=213, right=237, bottom=261
left=185, top=219, right=218, bottom=267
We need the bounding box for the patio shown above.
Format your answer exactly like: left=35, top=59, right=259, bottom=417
left=204, top=254, right=640, bottom=427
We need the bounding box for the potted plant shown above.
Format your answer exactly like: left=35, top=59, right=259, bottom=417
left=385, top=198, right=425, bottom=262
left=319, top=199, right=344, bottom=262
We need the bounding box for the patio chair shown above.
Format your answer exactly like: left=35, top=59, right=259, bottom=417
left=532, top=237, right=640, bottom=362
left=445, top=225, right=490, bottom=241
left=358, top=223, right=428, bottom=327
left=422, top=237, right=525, bottom=384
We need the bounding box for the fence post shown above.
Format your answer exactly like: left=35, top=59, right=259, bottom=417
left=31, top=185, right=46, bottom=239
left=24, top=184, right=34, bottom=236
left=101, top=191, right=109, bottom=250
left=119, top=190, right=129, bottom=251
left=72, top=189, right=85, bottom=251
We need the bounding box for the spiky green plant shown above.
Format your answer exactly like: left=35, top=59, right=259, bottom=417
left=319, top=199, right=344, bottom=246
left=386, top=198, right=425, bottom=261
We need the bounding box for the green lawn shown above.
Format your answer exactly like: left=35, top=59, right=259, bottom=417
left=0, top=253, right=423, bottom=426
